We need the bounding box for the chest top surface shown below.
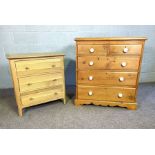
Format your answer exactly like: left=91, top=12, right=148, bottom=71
left=7, top=52, right=65, bottom=60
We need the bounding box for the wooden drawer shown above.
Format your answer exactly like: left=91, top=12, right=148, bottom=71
left=110, top=45, right=142, bottom=55
left=21, top=87, right=63, bottom=106
left=78, top=56, right=140, bottom=70
left=18, top=73, right=63, bottom=94
left=15, top=57, right=63, bottom=72
left=78, top=45, right=108, bottom=55
left=77, top=86, right=136, bottom=102
left=78, top=71, right=137, bottom=86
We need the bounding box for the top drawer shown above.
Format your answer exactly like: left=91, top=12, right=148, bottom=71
left=78, top=45, right=108, bottom=55
left=110, top=45, right=142, bottom=55
left=15, top=57, right=63, bottom=72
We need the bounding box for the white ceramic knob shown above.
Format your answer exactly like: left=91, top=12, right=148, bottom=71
left=88, top=91, right=93, bottom=96
left=123, top=47, right=128, bottom=53
left=89, top=61, right=94, bottom=66
left=88, top=76, right=93, bottom=81
left=119, top=77, right=124, bottom=82
left=118, top=93, right=123, bottom=98
left=121, top=62, right=127, bottom=67
left=90, top=48, right=95, bottom=53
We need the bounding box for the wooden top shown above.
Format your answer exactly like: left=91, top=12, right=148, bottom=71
left=7, top=52, right=65, bottom=59
left=75, top=37, right=147, bottom=41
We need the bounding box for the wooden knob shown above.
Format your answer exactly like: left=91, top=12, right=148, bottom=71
left=88, top=91, right=93, bottom=96
left=89, top=61, right=94, bottom=66
left=118, top=93, right=123, bottom=98
left=89, top=48, right=95, bottom=53
left=121, top=62, right=127, bottom=67
left=52, top=64, right=56, bottom=68
left=25, top=67, right=29, bottom=70
left=27, top=83, right=32, bottom=86
left=29, top=97, right=34, bottom=100
left=119, top=77, right=124, bottom=82
left=88, top=76, right=93, bottom=81
left=123, top=47, right=128, bottom=53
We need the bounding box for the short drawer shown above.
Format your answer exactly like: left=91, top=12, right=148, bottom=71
left=78, top=45, right=108, bottom=55
left=21, top=87, right=63, bottom=106
left=18, top=73, right=63, bottom=94
left=78, top=71, right=137, bottom=86
left=78, top=56, right=140, bottom=70
left=15, top=57, right=63, bottom=72
left=77, top=86, right=136, bottom=102
left=110, top=45, right=142, bottom=55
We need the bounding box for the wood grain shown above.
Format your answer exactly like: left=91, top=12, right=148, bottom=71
left=78, top=56, right=140, bottom=70
left=7, top=54, right=66, bottom=116
left=78, top=71, right=138, bottom=86
left=75, top=37, right=147, bottom=110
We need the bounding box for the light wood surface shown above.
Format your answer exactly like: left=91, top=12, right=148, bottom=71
left=78, top=71, right=137, bottom=86
left=75, top=37, right=147, bottom=41
left=78, top=45, right=108, bottom=55
left=78, top=85, right=136, bottom=102
left=78, top=56, right=140, bottom=70
left=109, top=45, right=142, bottom=55
left=75, top=37, right=147, bottom=110
left=7, top=53, right=64, bottom=59
left=7, top=53, right=66, bottom=116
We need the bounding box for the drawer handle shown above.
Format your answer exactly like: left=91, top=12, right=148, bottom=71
left=53, top=79, right=57, bottom=81
left=118, top=93, right=123, bottom=98
left=25, top=67, right=29, bottom=70
left=88, top=76, right=93, bottom=81
left=89, top=48, right=95, bottom=53
left=121, top=62, right=127, bottom=67
left=52, top=64, right=56, bottom=68
left=54, top=92, right=58, bottom=95
left=123, top=47, right=129, bottom=53
left=119, top=77, right=125, bottom=82
left=27, top=83, right=32, bottom=86
left=88, top=91, right=93, bottom=96
left=29, top=97, right=34, bottom=101
left=89, top=61, right=94, bottom=66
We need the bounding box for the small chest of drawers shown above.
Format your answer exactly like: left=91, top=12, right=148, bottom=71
left=75, top=37, right=147, bottom=110
left=7, top=53, right=66, bottom=116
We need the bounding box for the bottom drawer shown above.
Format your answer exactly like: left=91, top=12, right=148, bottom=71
left=77, top=86, right=136, bottom=102
left=21, top=87, right=63, bottom=106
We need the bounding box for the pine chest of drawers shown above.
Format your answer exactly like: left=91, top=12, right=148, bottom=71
left=7, top=53, right=66, bottom=116
left=75, top=37, right=147, bottom=110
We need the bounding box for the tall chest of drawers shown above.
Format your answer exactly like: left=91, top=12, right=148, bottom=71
left=7, top=53, right=66, bottom=116
left=75, top=37, right=147, bottom=110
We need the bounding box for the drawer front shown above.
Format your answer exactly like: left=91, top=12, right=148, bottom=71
left=77, top=86, right=136, bottom=102
left=15, top=57, right=63, bottom=72
left=78, top=56, right=140, bottom=70
left=17, top=68, right=63, bottom=78
left=110, top=45, right=142, bottom=55
left=21, top=87, right=63, bottom=106
left=78, top=45, right=108, bottom=55
left=18, top=73, right=63, bottom=94
left=78, top=71, right=137, bottom=86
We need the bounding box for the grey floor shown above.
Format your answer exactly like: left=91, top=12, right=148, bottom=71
left=0, top=83, right=155, bottom=129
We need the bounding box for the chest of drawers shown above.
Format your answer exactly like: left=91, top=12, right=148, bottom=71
left=7, top=53, right=66, bottom=116
left=75, top=37, right=147, bottom=110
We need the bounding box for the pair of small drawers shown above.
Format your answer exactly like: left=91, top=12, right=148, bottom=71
left=8, top=54, right=66, bottom=116
left=75, top=38, right=146, bottom=108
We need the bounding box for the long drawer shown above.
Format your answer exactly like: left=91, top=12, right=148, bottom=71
left=21, top=87, right=63, bottom=106
left=78, top=71, right=138, bottom=86
left=18, top=73, right=63, bottom=94
left=15, top=57, right=63, bottom=72
left=78, top=56, right=140, bottom=70
left=77, top=86, right=136, bottom=102
left=78, top=45, right=108, bottom=55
